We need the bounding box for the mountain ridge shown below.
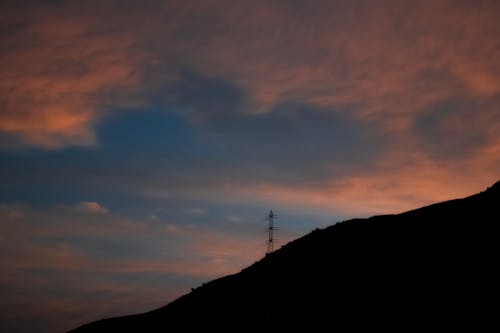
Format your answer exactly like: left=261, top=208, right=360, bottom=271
left=70, top=181, right=499, bottom=332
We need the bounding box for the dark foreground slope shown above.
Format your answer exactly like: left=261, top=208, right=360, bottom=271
left=71, top=181, right=499, bottom=332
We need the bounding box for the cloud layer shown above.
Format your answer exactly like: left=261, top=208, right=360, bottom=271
left=2, top=0, right=499, bottom=148
left=1, top=1, right=499, bottom=332
left=0, top=203, right=294, bottom=332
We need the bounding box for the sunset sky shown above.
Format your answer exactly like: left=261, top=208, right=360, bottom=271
left=1, top=1, right=499, bottom=331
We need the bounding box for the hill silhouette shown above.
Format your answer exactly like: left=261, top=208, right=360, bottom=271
left=70, top=181, right=499, bottom=332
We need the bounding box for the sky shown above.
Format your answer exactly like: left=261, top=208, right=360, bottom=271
left=1, top=0, right=499, bottom=331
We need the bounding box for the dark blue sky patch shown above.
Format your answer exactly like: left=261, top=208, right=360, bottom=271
left=0, top=147, right=96, bottom=204
left=167, top=68, right=247, bottom=119
left=96, top=106, right=199, bottom=154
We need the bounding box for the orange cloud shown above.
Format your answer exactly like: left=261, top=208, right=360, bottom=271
left=76, top=201, right=108, bottom=214
left=0, top=203, right=276, bottom=332
left=0, top=5, right=143, bottom=149
left=0, top=204, right=268, bottom=278
left=1, top=0, right=498, bottom=152
left=185, top=0, right=500, bottom=130
left=167, top=0, right=498, bottom=215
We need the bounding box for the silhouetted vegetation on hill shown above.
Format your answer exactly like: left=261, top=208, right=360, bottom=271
left=70, top=181, right=499, bottom=332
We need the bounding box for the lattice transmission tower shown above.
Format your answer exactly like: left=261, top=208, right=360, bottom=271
left=267, top=210, right=277, bottom=254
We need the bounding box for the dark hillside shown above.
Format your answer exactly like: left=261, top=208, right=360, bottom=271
left=70, top=181, right=499, bottom=332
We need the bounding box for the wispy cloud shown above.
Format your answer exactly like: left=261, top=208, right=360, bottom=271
left=1, top=2, right=499, bottom=332
left=0, top=1, right=144, bottom=149
left=0, top=203, right=283, bottom=331
left=1, top=1, right=497, bottom=195
left=76, top=201, right=108, bottom=214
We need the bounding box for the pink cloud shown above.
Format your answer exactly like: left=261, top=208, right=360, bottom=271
left=0, top=204, right=277, bottom=331
left=76, top=201, right=108, bottom=214
left=0, top=4, right=144, bottom=149
left=154, top=0, right=499, bottom=216
left=0, top=204, right=272, bottom=277
left=189, top=141, right=499, bottom=217
left=1, top=0, right=498, bottom=154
